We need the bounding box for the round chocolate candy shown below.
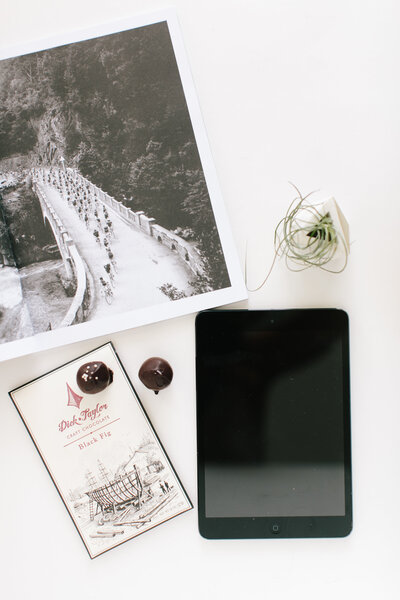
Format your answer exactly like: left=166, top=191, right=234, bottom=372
left=76, top=361, right=113, bottom=394
left=138, top=357, right=173, bottom=394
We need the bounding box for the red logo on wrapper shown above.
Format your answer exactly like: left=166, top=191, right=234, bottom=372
left=66, top=383, right=83, bottom=409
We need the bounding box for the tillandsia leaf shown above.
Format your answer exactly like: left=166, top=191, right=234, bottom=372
left=276, top=194, right=343, bottom=269
left=306, top=212, right=336, bottom=242
left=245, top=185, right=348, bottom=291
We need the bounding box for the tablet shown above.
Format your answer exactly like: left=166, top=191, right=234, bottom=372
left=195, top=309, right=352, bottom=538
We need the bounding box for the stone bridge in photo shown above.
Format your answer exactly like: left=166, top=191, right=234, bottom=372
left=32, top=178, right=88, bottom=327
left=67, top=168, right=204, bottom=278
left=31, top=167, right=206, bottom=327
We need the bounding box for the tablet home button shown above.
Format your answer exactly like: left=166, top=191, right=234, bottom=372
left=270, top=523, right=281, bottom=535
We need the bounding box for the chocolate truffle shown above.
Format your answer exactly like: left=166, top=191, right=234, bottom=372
left=138, top=357, right=173, bottom=394
left=76, top=361, right=113, bottom=394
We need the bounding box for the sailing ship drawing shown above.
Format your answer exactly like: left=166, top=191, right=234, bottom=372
left=73, top=443, right=181, bottom=540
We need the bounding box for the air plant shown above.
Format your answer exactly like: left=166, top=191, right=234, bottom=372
left=246, top=184, right=349, bottom=292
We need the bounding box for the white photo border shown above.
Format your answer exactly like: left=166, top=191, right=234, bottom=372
left=0, top=9, right=247, bottom=362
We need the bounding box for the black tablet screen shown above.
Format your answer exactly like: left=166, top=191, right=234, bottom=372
left=196, top=310, right=351, bottom=525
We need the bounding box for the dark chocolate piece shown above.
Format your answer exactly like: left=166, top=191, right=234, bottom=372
left=76, top=361, right=113, bottom=394
left=138, top=357, right=173, bottom=394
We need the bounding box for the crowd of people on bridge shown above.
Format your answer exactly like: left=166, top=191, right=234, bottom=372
left=32, top=167, right=117, bottom=302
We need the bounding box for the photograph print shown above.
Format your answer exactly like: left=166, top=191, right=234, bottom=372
left=0, top=12, right=246, bottom=361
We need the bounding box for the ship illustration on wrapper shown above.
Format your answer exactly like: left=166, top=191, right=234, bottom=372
left=78, top=445, right=178, bottom=533
left=9, top=342, right=192, bottom=558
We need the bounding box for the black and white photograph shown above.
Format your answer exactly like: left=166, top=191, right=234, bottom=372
left=0, top=12, right=246, bottom=361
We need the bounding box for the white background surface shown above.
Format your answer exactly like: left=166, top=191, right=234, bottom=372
left=1, top=1, right=399, bottom=598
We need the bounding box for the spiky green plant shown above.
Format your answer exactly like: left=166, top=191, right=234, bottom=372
left=246, top=184, right=348, bottom=291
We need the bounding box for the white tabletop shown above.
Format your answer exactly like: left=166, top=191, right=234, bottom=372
left=1, top=1, right=399, bottom=598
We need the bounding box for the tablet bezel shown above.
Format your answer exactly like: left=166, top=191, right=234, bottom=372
left=195, top=308, right=352, bottom=539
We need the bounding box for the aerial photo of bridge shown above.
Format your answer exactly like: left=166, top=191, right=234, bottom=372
left=0, top=19, right=231, bottom=351
left=0, top=162, right=213, bottom=344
